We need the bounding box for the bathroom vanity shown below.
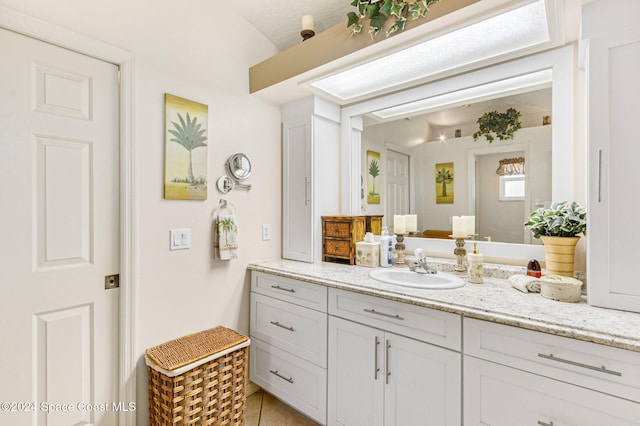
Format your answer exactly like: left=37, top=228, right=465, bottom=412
left=248, top=259, right=640, bottom=425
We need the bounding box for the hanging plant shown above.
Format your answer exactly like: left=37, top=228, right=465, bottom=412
left=347, top=0, right=441, bottom=37
left=472, top=108, right=522, bottom=143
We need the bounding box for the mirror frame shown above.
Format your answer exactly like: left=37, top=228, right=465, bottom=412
left=226, top=153, right=252, bottom=181
left=340, top=45, right=575, bottom=260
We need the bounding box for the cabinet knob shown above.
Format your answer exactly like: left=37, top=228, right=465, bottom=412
left=334, top=244, right=340, bottom=251
left=334, top=226, right=339, bottom=233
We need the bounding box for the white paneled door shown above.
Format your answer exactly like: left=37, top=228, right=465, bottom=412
left=0, top=28, right=120, bottom=426
left=386, top=149, right=409, bottom=229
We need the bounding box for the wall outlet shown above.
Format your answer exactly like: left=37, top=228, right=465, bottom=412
left=170, top=229, right=191, bottom=250
left=262, top=224, right=270, bottom=241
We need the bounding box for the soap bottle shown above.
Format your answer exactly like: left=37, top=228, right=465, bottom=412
left=467, top=243, right=484, bottom=284
left=379, top=227, right=393, bottom=268
left=527, top=259, right=542, bottom=278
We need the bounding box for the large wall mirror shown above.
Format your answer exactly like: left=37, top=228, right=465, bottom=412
left=340, top=46, right=575, bottom=258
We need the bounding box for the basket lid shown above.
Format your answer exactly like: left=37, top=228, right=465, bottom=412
left=145, top=326, right=248, bottom=371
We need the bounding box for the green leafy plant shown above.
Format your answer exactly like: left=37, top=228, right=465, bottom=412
left=347, top=0, right=441, bottom=37
left=168, top=112, right=207, bottom=183
left=524, top=201, right=587, bottom=239
left=472, top=108, right=522, bottom=143
left=368, top=158, right=380, bottom=195
left=435, top=167, right=453, bottom=197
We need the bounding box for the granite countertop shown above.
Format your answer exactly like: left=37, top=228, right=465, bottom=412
left=248, top=258, right=640, bottom=353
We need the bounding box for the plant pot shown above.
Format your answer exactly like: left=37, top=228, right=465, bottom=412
left=540, top=236, right=580, bottom=277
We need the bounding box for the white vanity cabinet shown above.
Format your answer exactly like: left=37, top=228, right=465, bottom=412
left=327, top=288, right=462, bottom=426
left=282, top=96, right=340, bottom=263
left=463, top=318, right=640, bottom=425
left=249, top=272, right=328, bottom=424
left=583, top=0, right=640, bottom=313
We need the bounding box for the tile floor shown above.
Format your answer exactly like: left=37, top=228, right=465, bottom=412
left=246, top=390, right=320, bottom=426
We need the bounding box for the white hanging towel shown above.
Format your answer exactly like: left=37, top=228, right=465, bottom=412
left=215, top=214, right=239, bottom=260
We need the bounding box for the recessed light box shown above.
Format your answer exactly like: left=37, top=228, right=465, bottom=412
left=308, top=0, right=560, bottom=103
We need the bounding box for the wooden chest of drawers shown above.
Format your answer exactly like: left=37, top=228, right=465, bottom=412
left=322, top=216, right=367, bottom=265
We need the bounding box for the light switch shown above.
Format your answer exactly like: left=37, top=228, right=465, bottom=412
left=170, top=229, right=191, bottom=250
left=262, top=224, right=270, bottom=241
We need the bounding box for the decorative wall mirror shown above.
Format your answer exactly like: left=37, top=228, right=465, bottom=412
left=339, top=46, right=576, bottom=260
left=227, top=153, right=252, bottom=181
left=216, top=153, right=252, bottom=193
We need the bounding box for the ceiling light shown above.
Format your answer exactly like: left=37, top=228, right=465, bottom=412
left=309, top=0, right=551, bottom=101
left=371, top=69, right=552, bottom=120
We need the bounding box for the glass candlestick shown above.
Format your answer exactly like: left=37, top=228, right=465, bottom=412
left=394, top=233, right=407, bottom=267
left=451, top=235, right=468, bottom=273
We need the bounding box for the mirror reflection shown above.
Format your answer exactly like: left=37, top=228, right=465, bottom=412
left=360, top=88, right=552, bottom=244
left=226, top=153, right=252, bottom=181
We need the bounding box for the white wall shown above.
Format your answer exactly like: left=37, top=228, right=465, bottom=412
left=0, top=1, right=282, bottom=424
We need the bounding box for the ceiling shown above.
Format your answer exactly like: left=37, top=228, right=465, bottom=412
left=230, top=0, right=352, bottom=51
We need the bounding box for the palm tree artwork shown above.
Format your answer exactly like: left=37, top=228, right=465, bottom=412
left=218, top=216, right=238, bottom=249
left=168, top=112, right=207, bottom=184
left=368, top=159, right=380, bottom=196
left=366, top=151, right=381, bottom=204
left=164, top=94, right=208, bottom=200
left=435, top=163, right=454, bottom=204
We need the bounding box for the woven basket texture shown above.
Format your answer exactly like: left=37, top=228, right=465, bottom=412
left=146, top=327, right=248, bottom=425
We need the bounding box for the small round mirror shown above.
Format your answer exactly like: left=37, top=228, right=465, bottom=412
left=226, top=153, right=251, bottom=181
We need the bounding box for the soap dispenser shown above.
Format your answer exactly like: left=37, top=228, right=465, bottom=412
left=379, top=227, right=393, bottom=268
left=468, top=243, right=484, bottom=284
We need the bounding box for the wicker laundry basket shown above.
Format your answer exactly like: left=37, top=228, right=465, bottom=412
left=145, top=326, right=250, bottom=425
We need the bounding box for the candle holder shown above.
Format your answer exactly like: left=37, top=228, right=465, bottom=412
left=394, top=233, right=408, bottom=267
left=301, top=29, right=315, bottom=41
left=450, top=235, right=468, bottom=273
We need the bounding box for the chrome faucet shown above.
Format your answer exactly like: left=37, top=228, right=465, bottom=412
left=410, top=248, right=437, bottom=274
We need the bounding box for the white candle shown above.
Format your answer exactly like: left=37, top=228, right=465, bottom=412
left=465, top=216, right=475, bottom=236
left=394, top=215, right=406, bottom=234
left=405, top=214, right=417, bottom=232
left=302, top=15, right=314, bottom=31
left=452, top=216, right=465, bottom=237
left=452, top=216, right=475, bottom=237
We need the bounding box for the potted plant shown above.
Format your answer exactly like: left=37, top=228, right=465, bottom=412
left=347, top=0, right=441, bottom=37
left=473, top=108, right=522, bottom=143
left=524, top=201, right=586, bottom=277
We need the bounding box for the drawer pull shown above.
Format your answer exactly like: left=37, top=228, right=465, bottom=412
left=386, top=339, right=391, bottom=385
left=334, top=226, right=340, bottom=233
left=363, top=308, right=404, bottom=320
left=269, top=369, right=294, bottom=384
left=374, top=336, right=380, bottom=380
left=334, top=244, right=340, bottom=251
left=271, top=285, right=295, bottom=293
left=270, top=321, right=294, bottom=332
left=537, top=353, right=622, bottom=377
left=537, top=421, right=554, bottom=426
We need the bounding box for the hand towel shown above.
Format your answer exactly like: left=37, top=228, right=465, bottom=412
left=215, top=214, right=239, bottom=260
left=509, top=274, right=541, bottom=293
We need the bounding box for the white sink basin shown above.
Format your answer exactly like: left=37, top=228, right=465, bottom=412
left=369, top=268, right=465, bottom=289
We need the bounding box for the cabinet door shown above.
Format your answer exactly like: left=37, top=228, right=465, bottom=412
left=384, top=333, right=461, bottom=426
left=283, top=117, right=313, bottom=262
left=588, top=25, right=640, bottom=312
left=464, top=356, right=640, bottom=426
left=328, top=316, right=384, bottom=426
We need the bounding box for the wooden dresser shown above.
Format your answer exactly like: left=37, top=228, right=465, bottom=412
left=321, top=216, right=368, bottom=265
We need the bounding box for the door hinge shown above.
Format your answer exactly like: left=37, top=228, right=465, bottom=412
left=105, top=274, right=120, bottom=290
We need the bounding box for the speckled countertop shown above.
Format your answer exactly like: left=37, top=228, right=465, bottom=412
left=248, top=258, right=640, bottom=353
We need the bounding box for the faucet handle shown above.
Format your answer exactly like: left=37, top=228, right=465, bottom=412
left=414, top=248, right=425, bottom=260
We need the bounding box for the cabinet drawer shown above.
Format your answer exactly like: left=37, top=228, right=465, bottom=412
left=324, top=221, right=350, bottom=238
left=250, top=338, right=327, bottom=425
left=250, top=292, right=327, bottom=367
left=324, top=239, right=351, bottom=257
left=252, top=272, right=327, bottom=311
left=464, top=356, right=640, bottom=426
left=328, top=288, right=461, bottom=351
left=464, top=317, right=640, bottom=402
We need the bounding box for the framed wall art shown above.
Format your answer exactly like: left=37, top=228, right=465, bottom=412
left=164, top=93, right=208, bottom=200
